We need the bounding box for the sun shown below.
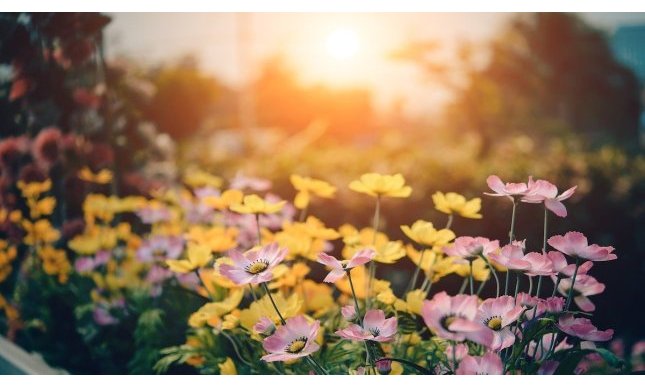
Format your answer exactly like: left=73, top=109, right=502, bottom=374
left=325, top=28, right=360, bottom=60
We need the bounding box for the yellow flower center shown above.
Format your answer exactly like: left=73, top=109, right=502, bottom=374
left=485, top=316, right=503, bottom=331
left=246, top=260, right=269, bottom=274
left=286, top=337, right=307, bottom=353
left=441, top=315, right=457, bottom=331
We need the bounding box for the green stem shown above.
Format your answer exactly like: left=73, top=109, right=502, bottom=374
left=261, top=283, right=285, bottom=324
left=445, top=214, right=453, bottom=230
left=255, top=213, right=262, bottom=246
left=468, top=260, right=474, bottom=295
left=407, top=248, right=426, bottom=293
left=298, top=204, right=308, bottom=223
left=458, top=277, right=468, bottom=294
left=509, top=198, right=517, bottom=243
left=248, top=284, right=257, bottom=301
left=347, top=269, right=363, bottom=324
left=542, top=207, right=548, bottom=253
left=480, top=254, right=500, bottom=298
left=366, top=195, right=381, bottom=309
left=564, top=256, right=581, bottom=311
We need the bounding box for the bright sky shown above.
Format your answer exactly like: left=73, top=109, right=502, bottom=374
left=104, top=13, right=645, bottom=118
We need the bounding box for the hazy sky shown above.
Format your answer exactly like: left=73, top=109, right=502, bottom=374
left=104, top=13, right=645, bottom=117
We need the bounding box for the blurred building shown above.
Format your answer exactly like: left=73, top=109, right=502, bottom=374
left=611, top=25, right=645, bottom=144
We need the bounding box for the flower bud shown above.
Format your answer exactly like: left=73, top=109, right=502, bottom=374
left=376, top=359, right=392, bottom=375
left=253, top=316, right=276, bottom=336
left=341, top=305, right=357, bottom=321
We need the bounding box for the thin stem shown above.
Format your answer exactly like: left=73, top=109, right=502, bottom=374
left=551, top=276, right=562, bottom=297
left=542, top=207, right=548, bottom=253
left=248, top=284, right=257, bottom=301
left=220, top=330, right=255, bottom=368
left=255, top=213, right=262, bottom=246
left=528, top=276, right=534, bottom=297
left=564, top=256, right=581, bottom=311
left=366, top=195, right=381, bottom=309
left=261, top=283, right=285, bottom=324
left=347, top=269, right=363, bottom=324
left=504, top=270, right=510, bottom=296
left=407, top=248, right=426, bottom=293
left=509, top=199, right=517, bottom=243
left=469, top=260, right=474, bottom=295
left=458, top=277, right=468, bottom=294
left=480, top=255, right=500, bottom=298
left=445, top=214, right=453, bottom=230
left=513, top=272, right=521, bottom=300
left=298, top=204, right=308, bottom=223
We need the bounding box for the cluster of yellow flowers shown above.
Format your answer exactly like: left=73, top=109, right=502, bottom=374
left=17, top=180, right=71, bottom=283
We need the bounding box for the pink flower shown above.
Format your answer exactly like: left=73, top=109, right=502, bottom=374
left=527, top=333, right=572, bottom=361
left=341, top=305, right=357, bottom=321
left=136, top=205, right=172, bottom=224
left=444, top=343, right=469, bottom=370
left=421, top=292, right=493, bottom=346
left=488, top=243, right=531, bottom=272
left=444, top=237, right=499, bottom=263
left=546, top=251, right=594, bottom=277
left=137, top=235, right=184, bottom=263
left=539, top=296, right=565, bottom=314
left=557, top=315, right=613, bottom=342
left=548, top=232, right=617, bottom=261
left=32, top=127, right=63, bottom=170
left=476, top=296, right=523, bottom=350
left=556, top=274, right=605, bottom=312
left=522, top=178, right=576, bottom=217
left=316, top=249, right=375, bottom=283
left=336, top=309, right=397, bottom=343
left=74, top=257, right=96, bottom=274
left=515, top=292, right=539, bottom=309
left=230, top=172, right=272, bottom=191
left=484, top=175, right=530, bottom=200
left=524, top=252, right=554, bottom=276
left=219, top=242, right=287, bottom=285
left=456, top=352, right=504, bottom=375
left=261, top=315, right=320, bottom=362
left=254, top=316, right=276, bottom=336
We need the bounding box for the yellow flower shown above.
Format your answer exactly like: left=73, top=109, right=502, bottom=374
left=342, top=225, right=405, bottom=264
left=432, top=192, right=482, bottom=219
left=39, top=246, right=71, bottom=283
left=230, top=194, right=286, bottom=215
left=188, top=288, right=244, bottom=328
left=27, top=197, right=56, bottom=219
left=406, top=245, right=455, bottom=283
left=183, top=170, right=223, bottom=189
left=166, top=242, right=212, bottom=274
left=68, top=226, right=117, bottom=255
left=239, top=292, right=302, bottom=330
left=22, top=219, right=60, bottom=245
left=400, top=220, right=455, bottom=247
left=202, top=189, right=244, bottom=210
left=274, top=217, right=339, bottom=260
left=335, top=265, right=391, bottom=299
left=405, top=289, right=426, bottom=315
left=298, top=279, right=334, bottom=316
left=452, top=257, right=490, bottom=282
left=185, top=226, right=238, bottom=253
left=290, top=174, right=337, bottom=209
left=349, top=173, right=412, bottom=198
left=17, top=179, right=51, bottom=198
left=270, top=262, right=310, bottom=289
left=376, top=289, right=397, bottom=305
left=78, top=167, right=113, bottom=184
left=218, top=357, right=237, bottom=375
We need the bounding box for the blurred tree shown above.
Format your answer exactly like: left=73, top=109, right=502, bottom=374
left=145, top=56, right=222, bottom=139
left=395, top=13, right=642, bottom=154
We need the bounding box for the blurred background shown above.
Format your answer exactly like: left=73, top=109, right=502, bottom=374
left=1, top=12, right=644, bottom=366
